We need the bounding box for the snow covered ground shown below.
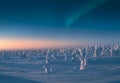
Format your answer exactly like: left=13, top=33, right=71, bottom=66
left=0, top=45, right=120, bottom=83
left=0, top=56, right=120, bottom=83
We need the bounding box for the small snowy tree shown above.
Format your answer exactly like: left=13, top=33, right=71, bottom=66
left=114, top=44, right=119, bottom=50
left=27, top=54, right=30, bottom=62
left=51, top=53, right=56, bottom=61
left=60, top=49, right=67, bottom=61
left=93, top=44, right=97, bottom=58
left=45, top=67, right=48, bottom=73
left=100, top=45, right=105, bottom=56
left=78, top=47, right=88, bottom=70
left=46, top=49, right=49, bottom=64
left=110, top=45, right=113, bottom=56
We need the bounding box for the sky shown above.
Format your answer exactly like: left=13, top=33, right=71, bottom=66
left=0, top=0, right=120, bottom=49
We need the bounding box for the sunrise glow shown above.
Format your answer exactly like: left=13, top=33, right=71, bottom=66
left=0, top=38, right=78, bottom=50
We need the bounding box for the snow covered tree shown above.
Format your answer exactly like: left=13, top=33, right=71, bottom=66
left=78, top=47, right=88, bottom=70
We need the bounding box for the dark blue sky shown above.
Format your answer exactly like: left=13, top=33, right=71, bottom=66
left=0, top=0, right=120, bottom=44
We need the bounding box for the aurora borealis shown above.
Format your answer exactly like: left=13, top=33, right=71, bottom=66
left=0, top=0, right=120, bottom=49
left=66, top=0, right=108, bottom=27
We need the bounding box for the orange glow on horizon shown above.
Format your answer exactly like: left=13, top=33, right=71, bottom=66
left=0, top=38, right=76, bottom=50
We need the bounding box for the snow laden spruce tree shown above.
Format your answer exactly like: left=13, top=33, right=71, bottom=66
left=78, top=46, right=88, bottom=70
left=100, top=45, right=105, bottom=56
left=78, top=44, right=98, bottom=70
left=44, top=49, right=49, bottom=73
left=93, top=44, right=97, bottom=58
left=44, top=49, right=53, bottom=74
left=60, top=49, right=67, bottom=62
left=110, top=45, right=113, bottom=56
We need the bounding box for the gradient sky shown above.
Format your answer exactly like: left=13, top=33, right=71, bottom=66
left=0, top=0, right=120, bottom=49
